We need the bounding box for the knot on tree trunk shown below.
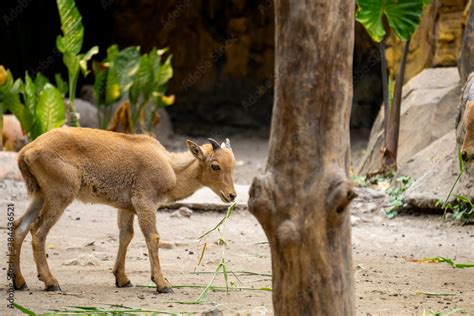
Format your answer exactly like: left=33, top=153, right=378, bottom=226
left=248, top=174, right=275, bottom=225
left=276, top=219, right=301, bottom=246
left=326, top=176, right=356, bottom=216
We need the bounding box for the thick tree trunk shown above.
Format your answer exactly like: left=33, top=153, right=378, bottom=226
left=248, top=0, right=356, bottom=315
left=458, top=0, right=474, bottom=84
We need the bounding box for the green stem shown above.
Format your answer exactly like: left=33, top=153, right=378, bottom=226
left=68, top=72, right=80, bottom=127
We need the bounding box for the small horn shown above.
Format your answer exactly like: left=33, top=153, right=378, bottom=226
left=225, top=138, right=231, bottom=150
left=208, top=138, right=221, bottom=151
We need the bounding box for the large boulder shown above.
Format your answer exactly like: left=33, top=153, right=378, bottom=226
left=400, top=73, right=474, bottom=209
left=75, top=98, right=99, bottom=128
left=357, top=68, right=461, bottom=175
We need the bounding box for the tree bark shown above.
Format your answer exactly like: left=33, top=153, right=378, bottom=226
left=458, top=0, right=474, bottom=84
left=248, top=0, right=356, bottom=315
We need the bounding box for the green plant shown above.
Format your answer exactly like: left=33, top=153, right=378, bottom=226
left=356, top=0, right=429, bottom=171
left=438, top=149, right=473, bottom=223
left=56, top=0, right=98, bottom=127
left=351, top=174, right=369, bottom=187
left=128, top=47, right=174, bottom=134
left=160, top=203, right=237, bottom=305
left=438, top=195, right=474, bottom=224
left=13, top=302, right=184, bottom=315
left=94, top=46, right=174, bottom=134
left=0, top=69, right=65, bottom=141
left=415, top=256, right=474, bottom=269
left=385, top=175, right=412, bottom=218
left=93, top=45, right=141, bottom=129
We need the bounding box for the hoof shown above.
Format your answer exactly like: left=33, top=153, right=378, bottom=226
left=45, top=284, right=62, bottom=292
left=116, top=280, right=133, bottom=288
left=13, top=282, right=28, bottom=291
left=157, top=286, right=174, bottom=294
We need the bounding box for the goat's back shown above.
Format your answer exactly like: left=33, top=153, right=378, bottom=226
left=18, top=128, right=175, bottom=207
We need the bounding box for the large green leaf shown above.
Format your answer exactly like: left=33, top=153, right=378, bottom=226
left=105, top=46, right=140, bottom=105
left=0, top=72, right=32, bottom=133
left=24, top=72, right=37, bottom=114
left=92, top=45, right=120, bottom=106
left=129, top=53, right=154, bottom=106
left=55, top=73, right=68, bottom=95
left=356, top=0, right=425, bottom=42
left=56, top=0, right=84, bottom=54
left=34, top=73, right=50, bottom=91
left=36, top=84, right=65, bottom=135
left=155, top=54, right=173, bottom=88
left=5, top=90, right=34, bottom=134
left=93, top=61, right=108, bottom=106
left=106, top=44, right=119, bottom=62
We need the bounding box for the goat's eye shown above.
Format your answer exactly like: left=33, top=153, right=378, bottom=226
left=211, top=164, right=221, bottom=171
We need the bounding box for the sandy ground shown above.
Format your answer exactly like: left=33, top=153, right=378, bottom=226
left=0, top=134, right=473, bottom=315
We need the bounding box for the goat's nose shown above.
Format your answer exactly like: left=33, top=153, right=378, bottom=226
left=229, top=193, right=236, bottom=201
left=461, top=151, right=468, bottom=161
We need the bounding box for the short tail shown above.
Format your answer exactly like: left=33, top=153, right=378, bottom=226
left=18, top=152, right=40, bottom=195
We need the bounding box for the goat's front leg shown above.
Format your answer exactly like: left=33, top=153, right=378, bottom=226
left=113, top=209, right=135, bottom=288
left=133, top=199, right=172, bottom=293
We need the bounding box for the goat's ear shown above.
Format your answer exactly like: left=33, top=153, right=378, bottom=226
left=187, top=140, right=205, bottom=161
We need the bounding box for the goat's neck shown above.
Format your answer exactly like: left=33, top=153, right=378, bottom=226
left=168, top=151, right=203, bottom=201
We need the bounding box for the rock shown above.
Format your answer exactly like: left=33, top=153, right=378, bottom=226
left=0, top=152, right=22, bottom=181
left=2, top=115, right=28, bottom=152
left=75, top=98, right=99, bottom=128
left=353, top=202, right=378, bottom=214
left=358, top=68, right=461, bottom=175
left=201, top=308, right=223, bottom=316
left=355, top=187, right=387, bottom=200
left=401, top=74, right=474, bottom=209
left=402, top=131, right=468, bottom=209
left=170, top=207, right=193, bottom=218
left=62, top=254, right=101, bottom=266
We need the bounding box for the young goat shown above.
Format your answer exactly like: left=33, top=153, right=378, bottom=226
left=13, top=128, right=236, bottom=293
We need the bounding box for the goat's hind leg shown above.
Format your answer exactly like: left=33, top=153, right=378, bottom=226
left=30, top=196, right=72, bottom=291
left=113, top=209, right=135, bottom=288
left=12, top=194, right=44, bottom=290
left=28, top=152, right=79, bottom=291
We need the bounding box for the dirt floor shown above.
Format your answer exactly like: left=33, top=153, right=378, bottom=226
left=0, top=134, right=473, bottom=315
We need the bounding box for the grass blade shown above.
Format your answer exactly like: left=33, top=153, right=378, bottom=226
left=13, top=303, right=36, bottom=316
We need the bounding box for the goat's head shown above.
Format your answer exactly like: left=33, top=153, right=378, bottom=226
left=186, top=138, right=237, bottom=203
left=461, top=101, right=474, bottom=162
